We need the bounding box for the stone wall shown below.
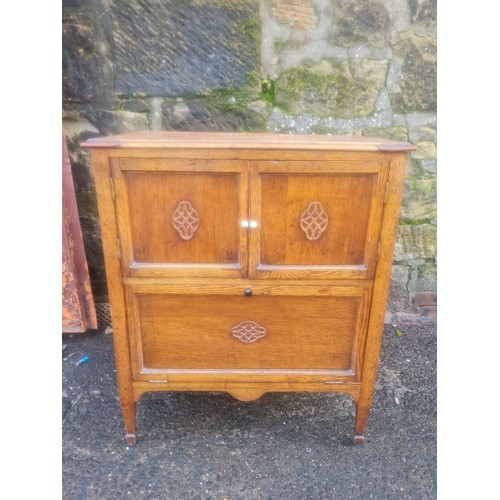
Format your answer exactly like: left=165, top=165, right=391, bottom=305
left=63, top=0, right=437, bottom=323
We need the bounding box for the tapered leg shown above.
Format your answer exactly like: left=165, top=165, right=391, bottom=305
left=121, top=401, right=137, bottom=445
left=353, top=401, right=369, bottom=444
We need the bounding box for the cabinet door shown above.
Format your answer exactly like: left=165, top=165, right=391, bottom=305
left=111, top=158, right=248, bottom=278
left=249, top=159, right=389, bottom=279
left=125, top=283, right=371, bottom=383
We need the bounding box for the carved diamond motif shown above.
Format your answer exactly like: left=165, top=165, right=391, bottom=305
left=300, top=201, right=329, bottom=241
left=231, top=320, right=267, bottom=343
left=172, top=201, right=200, bottom=240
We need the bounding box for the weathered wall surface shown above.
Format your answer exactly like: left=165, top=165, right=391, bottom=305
left=63, top=0, right=437, bottom=323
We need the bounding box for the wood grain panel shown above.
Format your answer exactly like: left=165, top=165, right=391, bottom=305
left=126, top=282, right=365, bottom=297
left=118, top=157, right=242, bottom=172
left=261, top=173, right=374, bottom=264
left=104, top=149, right=396, bottom=162
left=250, top=160, right=389, bottom=279
left=111, top=158, right=248, bottom=278
left=81, top=131, right=416, bottom=152
left=132, top=381, right=361, bottom=403
left=127, top=172, right=239, bottom=263
left=133, top=291, right=365, bottom=372
left=122, top=276, right=374, bottom=289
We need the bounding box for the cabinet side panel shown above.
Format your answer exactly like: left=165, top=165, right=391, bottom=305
left=91, top=149, right=135, bottom=403
left=358, top=153, right=408, bottom=405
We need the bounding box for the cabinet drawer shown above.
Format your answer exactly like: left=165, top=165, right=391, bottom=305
left=126, top=285, right=371, bottom=380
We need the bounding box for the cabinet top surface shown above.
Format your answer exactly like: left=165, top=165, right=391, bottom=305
left=81, top=131, right=415, bottom=152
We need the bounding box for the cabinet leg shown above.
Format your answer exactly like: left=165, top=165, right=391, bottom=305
left=353, top=401, right=369, bottom=445
left=121, top=401, right=137, bottom=445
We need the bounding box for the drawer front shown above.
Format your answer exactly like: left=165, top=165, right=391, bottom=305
left=126, top=285, right=371, bottom=380
left=111, top=158, right=248, bottom=278
left=250, top=159, right=389, bottom=279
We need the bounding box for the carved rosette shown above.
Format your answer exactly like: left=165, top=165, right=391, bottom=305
left=231, top=320, right=268, bottom=343
left=172, top=201, right=200, bottom=240
left=300, top=201, right=329, bottom=241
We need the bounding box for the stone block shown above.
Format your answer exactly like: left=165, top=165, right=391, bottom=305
left=63, top=0, right=83, bottom=7
left=411, top=141, right=436, bottom=160
left=275, top=59, right=388, bottom=117
left=110, top=0, right=260, bottom=97
left=421, top=160, right=437, bottom=174
left=416, top=306, right=437, bottom=318
left=121, top=100, right=149, bottom=113
left=361, top=126, right=408, bottom=142
left=62, top=24, right=102, bottom=102
left=272, top=0, right=318, bottom=29
left=388, top=265, right=411, bottom=313
left=66, top=106, right=150, bottom=136
left=394, top=224, right=437, bottom=261
left=400, top=176, right=437, bottom=221
left=405, top=158, right=425, bottom=177
left=331, top=0, right=391, bottom=48
left=416, top=261, right=437, bottom=292
left=414, top=291, right=437, bottom=307
left=391, top=311, right=435, bottom=324
left=409, top=0, right=437, bottom=24
left=162, top=99, right=267, bottom=132
left=389, top=31, right=436, bottom=112
left=113, top=111, right=149, bottom=133
left=409, top=124, right=436, bottom=144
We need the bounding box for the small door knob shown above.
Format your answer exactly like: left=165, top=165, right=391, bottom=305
left=244, top=288, right=253, bottom=296
left=241, top=220, right=249, bottom=228
left=249, top=220, right=258, bottom=228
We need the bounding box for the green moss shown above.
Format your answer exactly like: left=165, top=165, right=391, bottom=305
left=405, top=175, right=419, bottom=191
left=275, top=61, right=373, bottom=117
left=246, top=70, right=261, bottom=88
left=182, top=82, right=259, bottom=113
left=238, top=17, right=260, bottom=46
left=362, top=126, right=409, bottom=142
left=260, top=77, right=276, bottom=106
left=179, top=72, right=281, bottom=116
left=399, top=218, right=437, bottom=226
left=274, top=39, right=286, bottom=53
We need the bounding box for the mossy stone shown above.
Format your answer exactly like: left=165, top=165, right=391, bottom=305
left=331, top=0, right=391, bottom=48
left=411, top=141, right=437, bottom=160
left=275, top=59, right=388, bottom=117
left=400, top=176, right=437, bottom=221
left=163, top=98, right=267, bottom=132
left=409, top=0, right=437, bottom=24
left=390, top=31, right=437, bottom=113
left=394, top=224, right=437, bottom=261
left=362, top=126, right=409, bottom=142
left=416, top=261, right=437, bottom=292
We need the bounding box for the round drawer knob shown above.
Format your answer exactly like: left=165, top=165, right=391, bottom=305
left=249, top=220, right=258, bottom=228
left=241, top=220, right=249, bottom=228
left=244, top=288, right=253, bottom=296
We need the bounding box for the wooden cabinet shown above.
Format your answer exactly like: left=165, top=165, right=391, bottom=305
left=82, top=131, right=414, bottom=444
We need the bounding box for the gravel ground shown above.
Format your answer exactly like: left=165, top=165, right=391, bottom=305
left=62, top=322, right=436, bottom=499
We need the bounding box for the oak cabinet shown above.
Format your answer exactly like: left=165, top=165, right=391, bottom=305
left=82, top=131, right=414, bottom=444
